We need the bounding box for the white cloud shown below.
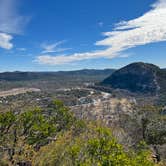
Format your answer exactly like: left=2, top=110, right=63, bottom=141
left=0, top=0, right=30, bottom=34
left=0, top=0, right=30, bottom=50
left=36, top=0, right=166, bottom=65
left=0, top=33, right=13, bottom=49
left=152, top=0, right=166, bottom=9
left=41, top=41, right=71, bottom=54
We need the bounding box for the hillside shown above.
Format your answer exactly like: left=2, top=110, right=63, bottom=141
left=0, top=100, right=164, bottom=165
left=101, top=62, right=166, bottom=94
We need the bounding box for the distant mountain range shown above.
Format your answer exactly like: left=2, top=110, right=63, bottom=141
left=0, top=69, right=115, bottom=82
left=101, top=62, right=166, bottom=94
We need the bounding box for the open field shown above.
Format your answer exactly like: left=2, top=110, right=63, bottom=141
left=0, top=88, right=41, bottom=97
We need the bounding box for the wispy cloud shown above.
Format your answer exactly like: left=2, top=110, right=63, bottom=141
left=41, top=41, right=71, bottom=54
left=17, top=47, right=27, bottom=51
left=98, top=21, right=104, bottom=27
left=118, top=53, right=133, bottom=58
left=0, top=0, right=30, bottom=50
left=0, top=0, right=30, bottom=34
left=36, top=0, right=166, bottom=65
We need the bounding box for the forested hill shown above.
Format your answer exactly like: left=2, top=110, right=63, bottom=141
left=0, top=69, right=115, bottom=81
left=101, top=62, right=166, bottom=94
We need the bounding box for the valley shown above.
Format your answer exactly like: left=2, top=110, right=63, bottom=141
left=0, top=63, right=165, bottom=165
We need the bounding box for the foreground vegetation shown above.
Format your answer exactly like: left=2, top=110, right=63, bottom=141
left=0, top=100, right=165, bottom=166
left=33, top=125, right=157, bottom=166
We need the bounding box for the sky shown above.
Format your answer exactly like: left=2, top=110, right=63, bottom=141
left=0, top=0, right=166, bottom=71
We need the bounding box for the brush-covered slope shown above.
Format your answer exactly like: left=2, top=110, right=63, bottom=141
left=101, top=62, right=166, bottom=94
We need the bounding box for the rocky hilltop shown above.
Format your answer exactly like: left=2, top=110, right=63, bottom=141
left=101, top=62, right=166, bottom=94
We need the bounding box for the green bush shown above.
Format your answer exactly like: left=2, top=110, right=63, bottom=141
left=33, top=124, right=156, bottom=166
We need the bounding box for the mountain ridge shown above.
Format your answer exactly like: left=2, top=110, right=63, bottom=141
left=0, top=69, right=115, bottom=81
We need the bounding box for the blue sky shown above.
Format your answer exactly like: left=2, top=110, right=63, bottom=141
left=0, top=0, right=166, bottom=71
